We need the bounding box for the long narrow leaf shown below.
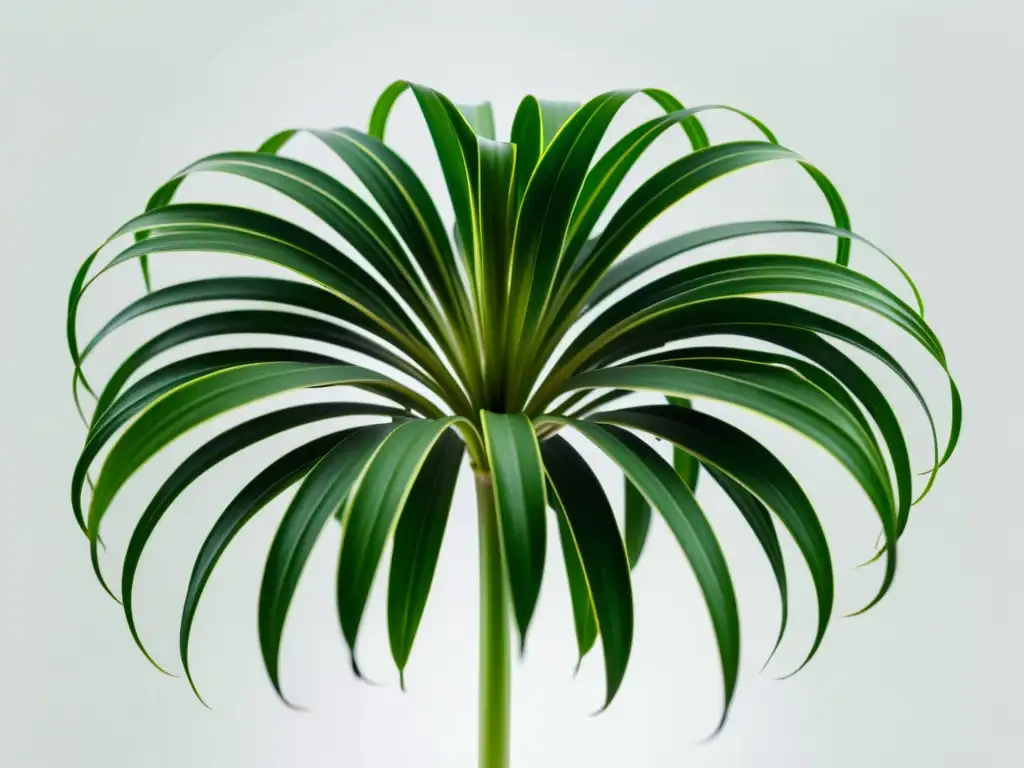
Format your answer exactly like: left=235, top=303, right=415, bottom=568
left=553, top=419, right=739, bottom=730
left=387, top=431, right=465, bottom=685
left=122, top=402, right=403, bottom=669
left=480, top=411, right=548, bottom=648
left=541, top=435, right=633, bottom=710
left=336, top=417, right=465, bottom=675
left=259, top=423, right=398, bottom=700
left=181, top=429, right=358, bottom=702
left=590, top=404, right=831, bottom=670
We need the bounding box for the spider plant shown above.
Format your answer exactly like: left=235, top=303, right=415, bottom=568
left=67, top=80, right=960, bottom=768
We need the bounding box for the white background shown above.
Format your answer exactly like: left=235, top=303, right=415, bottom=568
left=2, top=1, right=1022, bottom=766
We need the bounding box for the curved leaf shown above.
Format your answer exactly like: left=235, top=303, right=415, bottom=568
left=584, top=219, right=918, bottom=313
left=553, top=419, right=738, bottom=730
left=548, top=141, right=806, bottom=355
left=89, top=310, right=438, bottom=423
left=388, top=431, right=465, bottom=685
left=181, top=428, right=356, bottom=702
left=549, top=481, right=598, bottom=665
left=560, top=362, right=895, bottom=613
left=561, top=104, right=774, bottom=278
left=259, top=423, right=399, bottom=701
left=623, top=479, right=651, bottom=571
left=121, top=402, right=404, bottom=670
left=705, top=466, right=789, bottom=667
left=568, top=254, right=942, bottom=369
left=480, top=411, right=547, bottom=647
left=590, top=404, right=831, bottom=670
left=541, top=434, right=633, bottom=710
left=535, top=296, right=958, bottom=473
left=150, top=152, right=438, bottom=318
left=308, top=127, right=477, bottom=366
left=336, top=417, right=465, bottom=676
left=509, top=95, right=581, bottom=204
left=86, top=363, right=401, bottom=593
left=504, top=89, right=708, bottom=405
left=639, top=338, right=924, bottom=531
left=85, top=204, right=423, bottom=343
left=71, top=348, right=337, bottom=533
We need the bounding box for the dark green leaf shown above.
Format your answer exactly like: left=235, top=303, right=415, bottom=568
left=480, top=411, right=547, bottom=647
left=562, top=362, right=894, bottom=613
left=259, top=423, right=398, bottom=701
left=705, top=466, right=789, bottom=667
left=541, top=435, right=633, bottom=709
left=180, top=428, right=361, bottom=701
left=549, top=481, right=598, bottom=664
left=591, top=404, right=831, bottom=670
left=337, top=417, right=464, bottom=676
left=86, top=363, right=400, bottom=594
left=120, top=402, right=403, bottom=671
left=556, top=420, right=738, bottom=729
left=71, top=348, right=338, bottom=534
left=388, top=431, right=465, bottom=685
left=623, top=480, right=651, bottom=570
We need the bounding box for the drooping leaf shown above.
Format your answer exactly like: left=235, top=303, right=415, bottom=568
left=541, top=435, right=633, bottom=709
left=122, top=402, right=405, bottom=670
left=560, top=363, right=894, bottom=613
left=590, top=404, right=831, bottom=670
left=388, top=431, right=465, bottom=685
left=623, top=479, right=651, bottom=570
left=70, top=348, right=336, bottom=533
left=64, top=80, right=962, bottom=731
left=553, top=419, right=739, bottom=729
left=336, top=417, right=465, bottom=676
left=259, top=423, right=399, bottom=701
left=180, top=428, right=362, bottom=701
left=480, top=411, right=547, bottom=648
left=86, top=363, right=403, bottom=594
left=548, top=481, right=598, bottom=664
left=705, top=466, right=789, bottom=666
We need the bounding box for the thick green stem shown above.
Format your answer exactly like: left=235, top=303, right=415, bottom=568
left=476, top=472, right=511, bottom=768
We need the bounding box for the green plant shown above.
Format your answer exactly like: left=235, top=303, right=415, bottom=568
left=67, top=80, right=960, bottom=768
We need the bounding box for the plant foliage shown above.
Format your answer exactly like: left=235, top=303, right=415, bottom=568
left=67, top=81, right=960, bottom=733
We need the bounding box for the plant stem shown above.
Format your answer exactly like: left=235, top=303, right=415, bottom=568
left=476, top=472, right=511, bottom=768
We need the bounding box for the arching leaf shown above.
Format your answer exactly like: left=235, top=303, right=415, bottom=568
left=180, top=428, right=361, bottom=701
left=589, top=404, right=830, bottom=670
left=259, top=423, right=399, bottom=701
left=541, top=435, right=633, bottom=710
left=122, top=402, right=405, bottom=670
left=552, top=419, right=738, bottom=730
left=387, top=431, right=465, bottom=685
left=337, top=417, right=465, bottom=676
left=480, top=411, right=547, bottom=648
